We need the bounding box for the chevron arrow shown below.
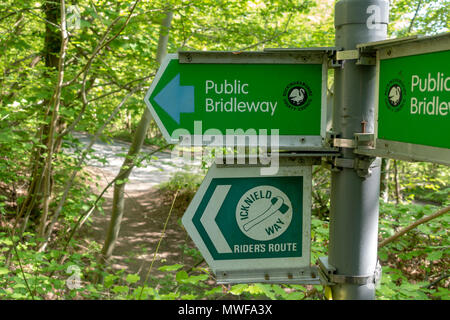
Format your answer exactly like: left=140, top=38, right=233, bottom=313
left=200, top=185, right=232, bottom=254
left=153, top=73, right=195, bottom=124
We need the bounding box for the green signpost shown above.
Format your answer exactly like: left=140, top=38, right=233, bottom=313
left=181, top=159, right=318, bottom=284
left=144, top=51, right=330, bottom=150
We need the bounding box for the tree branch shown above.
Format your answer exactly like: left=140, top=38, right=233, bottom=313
left=407, top=0, right=422, bottom=34
left=62, top=0, right=141, bottom=88
left=237, top=12, right=293, bottom=51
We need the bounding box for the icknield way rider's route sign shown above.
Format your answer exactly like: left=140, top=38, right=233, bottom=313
left=144, top=51, right=329, bottom=150
left=181, top=162, right=314, bottom=284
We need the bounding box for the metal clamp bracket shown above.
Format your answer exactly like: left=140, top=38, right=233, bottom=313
left=335, top=49, right=376, bottom=65
left=333, top=137, right=356, bottom=148
left=336, top=49, right=359, bottom=60
left=354, top=133, right=375, bottom=150
left=354, top=156, right=381, bottom=178
left=326, top=131, right=375, bottom=150
left=331, top=156, right=381, bottom=178
left=325, top=131, right=356, bottom=148
left=318, top=257, right=382, bottom=286
left=324, top=132, right=379, bottom=177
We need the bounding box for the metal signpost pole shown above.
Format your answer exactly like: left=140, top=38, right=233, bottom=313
left=328, top=0, right=389, bottom=299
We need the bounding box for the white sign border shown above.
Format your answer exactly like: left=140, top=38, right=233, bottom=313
left=181, top=163, right=312, bottom=275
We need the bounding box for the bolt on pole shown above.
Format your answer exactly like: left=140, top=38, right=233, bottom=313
left=328, top=0, right=389, bottom=299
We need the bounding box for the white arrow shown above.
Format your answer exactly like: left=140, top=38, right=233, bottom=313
left=200, top=185, right=232, bottom=254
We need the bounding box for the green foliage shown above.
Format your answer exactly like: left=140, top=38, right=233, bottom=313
left=397, top=162, right=449, bottom=205
left=158, top=171, right=204, bottom=196
left=377, top=201, right=449, bottom=300
left=0, top=0, right=449, bottom=301
left=389, top=0, right=449, bottom=37
left=1, top=160, right=448, bottom=300
left=0, top=231, right=105, bottom=299
left=311, top=166, right=331, bottom=219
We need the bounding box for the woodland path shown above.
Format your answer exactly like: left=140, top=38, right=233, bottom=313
left=71, top=132, right=204, bottom=281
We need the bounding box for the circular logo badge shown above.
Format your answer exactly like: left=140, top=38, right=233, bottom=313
left=235, top=186, right=292, bottom=241
left=283, top=81, right=312, bottom=111
left=384, top=79, right=406, bottom=112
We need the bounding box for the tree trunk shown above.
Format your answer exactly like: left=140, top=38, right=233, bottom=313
left=99, top=11, right=173, bottom=266
left=38, top=0, right=69, bottom=238
left=155, top=12, right=173, bottom=63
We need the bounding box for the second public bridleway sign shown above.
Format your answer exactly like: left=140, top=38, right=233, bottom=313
left=144, top=50, right=332, bottom=150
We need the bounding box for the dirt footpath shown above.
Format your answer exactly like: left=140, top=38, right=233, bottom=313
left=72, top=132, right=203, bottom=281
left=80, top=171, right=198, bottom=281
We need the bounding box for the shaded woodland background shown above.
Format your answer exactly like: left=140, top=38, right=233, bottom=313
left=0, top=0, right=448, bottom=300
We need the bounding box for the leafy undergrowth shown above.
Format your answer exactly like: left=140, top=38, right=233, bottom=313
left=0, top=163, right=448, bottom=300
left=377, top=203, right=449, bottom=300
left=0, top=206, right=447, bottom=300
left=157, top=171, right=205, bottom=215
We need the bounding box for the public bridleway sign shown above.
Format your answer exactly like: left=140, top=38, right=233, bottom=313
left=144, top=50, right=331, bottom=150
left=356, top=33, right=450, bottom=165
left=181, top=160, right=317, bottom=284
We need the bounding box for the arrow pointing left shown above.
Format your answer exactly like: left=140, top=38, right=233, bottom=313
left=153, top=73, right=195, bottom=124
left=200, top=185, right=232, bottom=254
